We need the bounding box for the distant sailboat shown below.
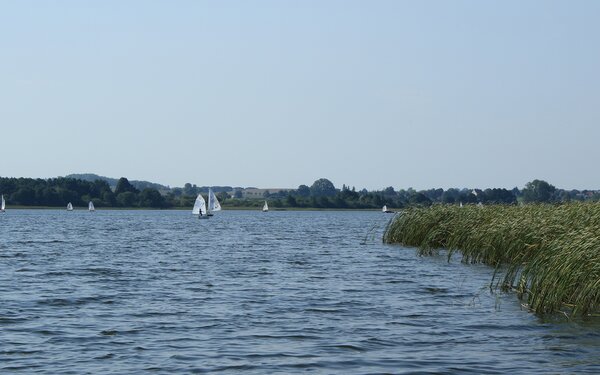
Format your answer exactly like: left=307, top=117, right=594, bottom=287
left=193, top=194, right=209, bottom=219
left=67, top=202, right=73, bottom=211
left=382, top=205, right=394, bottom=213
left=207, top=188, right=221, bottom=217
left=262, top=201, right=268, bottom=212
left=88, top=201, right=95, bottom=212
left=1, top=194, right=5, bottom=212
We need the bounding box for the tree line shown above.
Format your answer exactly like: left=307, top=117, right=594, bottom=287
left=0, top=177, right=168, bottom=208
left=0, top=176, right=598, bottom=209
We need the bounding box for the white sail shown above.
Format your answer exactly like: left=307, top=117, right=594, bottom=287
left=208, top=188, right=221, bottom=212
left=192, top=194, right=206, bottom=215
left=262, top=201, right=268, bottom=212
left=1, top=194, right=5, bottom=212
left=88, top=201, right=95, bottom=211
left=67, top=202, right=73, bottom=211
left=382, top=205, right=387, bottom=212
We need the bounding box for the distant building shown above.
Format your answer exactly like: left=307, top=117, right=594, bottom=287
left=236, top=188, right=292, bottom=199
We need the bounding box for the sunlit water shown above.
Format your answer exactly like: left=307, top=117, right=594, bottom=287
left=1, top=210, right=599, bottom=374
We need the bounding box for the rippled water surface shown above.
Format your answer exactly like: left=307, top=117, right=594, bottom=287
left=1, top=209, right=599, bottom=374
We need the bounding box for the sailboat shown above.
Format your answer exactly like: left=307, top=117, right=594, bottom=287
left=1, top=194, right=5, bottom=212
left=67, top=202, right=73, bottom=211
left=88, top=201, right=95, bottom=212
left=262, top=201, right=268, bottom=212
left=207, top=188, right=221, bottom=216
left=192, top=193, right=209, bottom=219
left=382, top=205, right=394, bottom=213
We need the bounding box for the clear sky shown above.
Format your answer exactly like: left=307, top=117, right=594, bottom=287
left=1, top=1, right=599, bottom=191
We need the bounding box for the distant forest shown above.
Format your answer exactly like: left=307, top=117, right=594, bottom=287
left=0, top=176, right=598, bottom=209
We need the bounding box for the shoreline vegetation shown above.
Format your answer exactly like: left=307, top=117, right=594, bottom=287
left=1, top=175, right=599, bottom=211
left=0, top=176, right=403, bottom=210
left=383, top=202, right=600, bottom=317
left=1, top=206, right=380, bottom=211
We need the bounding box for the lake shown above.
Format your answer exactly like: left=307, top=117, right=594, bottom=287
left=1, top=210, right=599, bottom=374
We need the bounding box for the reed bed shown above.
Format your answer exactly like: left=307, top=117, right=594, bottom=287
left=383, top=202, right=600, bottom=316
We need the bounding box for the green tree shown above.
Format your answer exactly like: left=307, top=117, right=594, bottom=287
left=383, top=186, right=396, bottom=196
left=522, top=179, right=556, bottom=203
left=310, top=178, right=336, bottom=197
left=92, top=179, right=112, bottom=198
left=334, top=195, right=348, bottom=208
left=183, top=183, right=197, bottom=196
left=12, top=187, right=36, bottom=205
left=41, top=187, right=61, bottom=206
left=409, top=192, right=432, bottom=206
left=296, top=185, right=310, bottom=197
left=103, top=191, right=116, bottom=206
left=116, top=191, right=137, bottom=207
left=340, top=185, right=359, bottom=200
left=217, top=192, right=228, bottom=202
left=441, top=189, right=458, bottom=204
left=139, top=188, right=166, bottom=208
left=115, top=177, right=139, bottom=195
left=286, top=194, right=297, bottom=207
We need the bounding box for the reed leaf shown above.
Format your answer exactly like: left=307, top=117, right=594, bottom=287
left=383, top=202, right=600, bottom=316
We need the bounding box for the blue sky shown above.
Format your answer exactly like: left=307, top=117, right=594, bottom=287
left=1, top=1, right=599, bottom=190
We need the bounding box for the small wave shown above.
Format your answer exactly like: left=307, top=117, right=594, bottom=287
left=463, top=323, right=530, bottom=331
left=94, top=353, right=114, bottom=360
left=305, top=307, right=345, bottom=314
left=203, top=364, right=262, bottom=372
left=37, top=298, right=75, bottom=307
left=13, top=239, right=66, bottom=245
left=422, top=286, right=449, bottom=294
left=0, top=349, right=42, bottom=355
left=185, top=286, right=215, bottom=292
left=0, top=316, right=30, bottom=324
left=129, top=311, right=186, bottom=318
left=361, top=337, right=400, bottom=349
left=233, top=333, right=321, bottom=341
left=323, top=344, right=366, bottom=352
left=36, top=295, right=114, bottom=307
left=81, top=267, right=123, bottom=277
left=170, top=354, right=196, bottom=361
left=34, top=328, right=67, bottom=336
left=43, top=271, right=76, bottom=277
left=244, top=352, right=318, bottom=359
left=341, top=288, right=365, bottom=292
left=2, top=252, right=27, bottom=258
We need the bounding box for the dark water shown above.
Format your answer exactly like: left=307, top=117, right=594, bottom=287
left=1, top=210, right=599, bottom=374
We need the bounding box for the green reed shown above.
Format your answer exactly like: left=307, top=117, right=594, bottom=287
left=383, top=202, right=600, bottom=316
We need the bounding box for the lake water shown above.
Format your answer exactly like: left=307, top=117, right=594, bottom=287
left=1, top=210, right=599, bottom=374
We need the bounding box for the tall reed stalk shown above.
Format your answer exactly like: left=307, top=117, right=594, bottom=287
left=383, top=202, right=600, bottom=316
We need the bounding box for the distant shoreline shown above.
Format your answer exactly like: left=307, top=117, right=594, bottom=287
left=2, top=206, right=385, bottom=212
